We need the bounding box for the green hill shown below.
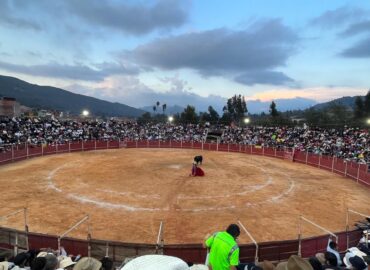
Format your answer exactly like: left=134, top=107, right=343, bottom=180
left=0, top=75, right=144, bottom=117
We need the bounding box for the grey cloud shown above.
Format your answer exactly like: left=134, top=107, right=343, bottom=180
left=63, top=0, right=189, bottom=35
left=340, top=37, right=370, bottom=58
left=126, top=19, right=298, bottom=85
left=310, top=6, right=367, bottom=28
left=0, top=0, right=41, bottom=30
left=68, top=77, right=226, bottom=111
left=0, top=61, right=139, bottom=81
left=340, top=20, right=370, bottom=37
left=234, top=71, right=294, bottom=86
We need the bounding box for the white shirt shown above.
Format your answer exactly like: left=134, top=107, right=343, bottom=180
left=327, top=239, right=342, bottom=266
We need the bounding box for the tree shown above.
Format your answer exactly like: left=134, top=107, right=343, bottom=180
left=327, top=104, right=348, bottom=125
left=269, top=101, right=278, bottom=117
left=137, top=112, right=152, bottom=124
left=180, top=105, right=198, bottom=123
left=208, top=106, right=220, bottom=122
left=364, top=90, right=370, bottom=117
left=152, top=106, right=156, bottom=114
left=223, top=94, right=247, bottom=123
left=354, top=96, right=364, bottom=119
left=199, top=106, right=220, bottom=123
left=162, top=103, right=167, bottom=114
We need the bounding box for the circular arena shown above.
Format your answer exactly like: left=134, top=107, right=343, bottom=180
left=0, top=142, right=369, bottom=250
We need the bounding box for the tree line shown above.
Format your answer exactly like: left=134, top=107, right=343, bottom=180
left=138, top=91, right=370, bottom=127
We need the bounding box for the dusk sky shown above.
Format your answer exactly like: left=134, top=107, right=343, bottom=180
left=1, top=0, right=370, bottom=110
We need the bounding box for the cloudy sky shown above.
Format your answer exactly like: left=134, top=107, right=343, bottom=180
left=1, top=0, right=370, bottom=111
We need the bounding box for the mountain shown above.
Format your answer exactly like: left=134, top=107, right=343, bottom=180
left=0, top=75, right=144, bottom=117
left=141, top=97, right=317, bottom=115
left=310, top=96, right=361, bottom=111
left=247, top=97, right=317, bottom=113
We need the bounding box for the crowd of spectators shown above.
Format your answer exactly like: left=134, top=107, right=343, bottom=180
left=221, top=126, right=370, bottom=163
left=0, top=117, right=207, bottom=146
left=0, top=117, right=369, bottom=163
left=0, top=230, right=369, bottom=270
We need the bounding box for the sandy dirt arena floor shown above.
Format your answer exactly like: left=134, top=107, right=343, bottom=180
left=0, top=148, right=369, bottom=245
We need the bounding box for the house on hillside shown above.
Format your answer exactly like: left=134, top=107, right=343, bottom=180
left=0, top=97, right=20, bottom=117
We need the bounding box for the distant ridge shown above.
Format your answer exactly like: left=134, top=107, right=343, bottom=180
left=311, top=96, right=363, bottom=111
left=0, top=75, right=144, bottom=117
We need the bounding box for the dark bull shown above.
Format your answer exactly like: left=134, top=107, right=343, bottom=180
left=194, top=155, right=203, bottom=165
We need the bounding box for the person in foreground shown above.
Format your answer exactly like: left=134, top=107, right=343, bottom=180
left=204, top=224, right=240, bottom=270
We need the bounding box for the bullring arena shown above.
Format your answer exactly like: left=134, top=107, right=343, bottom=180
left=0, top=141, right=370, bottom=262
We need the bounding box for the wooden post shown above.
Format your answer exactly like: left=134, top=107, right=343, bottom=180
left=331, top=156, right=335, bottom=172
left=356, top=165, right=360, bottom=183
left=305, top=150, right=308, bottom=164
left=68, top=141, right=71, bottom=153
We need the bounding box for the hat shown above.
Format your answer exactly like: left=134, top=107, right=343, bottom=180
left=60, top=257, right=76, bottom=269
left=256, top=260, right=275, bottom=270
left=276, top=255, right=313, bottom=270
left=314, top=253, right=325, bottom=265
left=120, top=255, right=188, bottom=270
left=37, top=252, right=48, bottom=258
left=0, top=261, right=8, bottom=270
left=73, top=257, right=101, bottom=270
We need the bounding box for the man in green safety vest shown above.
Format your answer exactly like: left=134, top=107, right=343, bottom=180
left=204, top=224, right=240, bottom=270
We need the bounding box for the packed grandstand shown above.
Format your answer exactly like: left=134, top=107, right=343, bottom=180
left=0, top=117, right=369, bottom=164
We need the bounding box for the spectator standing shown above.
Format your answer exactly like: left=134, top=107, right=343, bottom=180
left=204, top=224, right=240, bottom=270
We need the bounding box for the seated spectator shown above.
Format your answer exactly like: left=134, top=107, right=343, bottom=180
left=43, top=254, right=58, bottom=270
left=343, top=248, right=368, bottom=270
left=359, top=230, right=369, bottom=246
left=275, top=255, right=313, bottom=270
left=31, top=257, right=46, bottom=270
left=308, top=257, right=323, bottom=270
left=99, top=258, right=112, bottom=270
left=11, top=252, right=30, bottom=270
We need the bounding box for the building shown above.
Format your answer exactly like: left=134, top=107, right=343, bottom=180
left=0, top=97, right=21, bottom=117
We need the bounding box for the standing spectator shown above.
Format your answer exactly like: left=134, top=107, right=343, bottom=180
left=327, top=237, right=342, bottom=266
left=204, top=224, right=240, bottom=270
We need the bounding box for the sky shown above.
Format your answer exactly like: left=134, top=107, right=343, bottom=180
left=0, top=0, right=370, bottom=111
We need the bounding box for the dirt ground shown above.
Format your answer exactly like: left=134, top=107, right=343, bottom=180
left=0, top=148, right=369, bottom=245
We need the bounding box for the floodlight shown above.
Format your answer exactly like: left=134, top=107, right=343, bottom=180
left=244, top=117, right=250, bottom=124
left=82, top=110, right=89, bottom=117
left=168, top=116, right=174, bottom=123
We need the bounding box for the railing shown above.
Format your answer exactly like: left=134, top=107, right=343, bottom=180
left=0, top=139, right=368, bottom=263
